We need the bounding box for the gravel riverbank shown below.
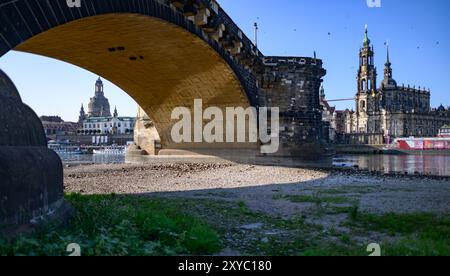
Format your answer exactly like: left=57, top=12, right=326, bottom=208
left=64, top=162, right=450, bottom=216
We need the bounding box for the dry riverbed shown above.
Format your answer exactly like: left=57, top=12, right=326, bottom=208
left=63, top=162, right=450, bottom=255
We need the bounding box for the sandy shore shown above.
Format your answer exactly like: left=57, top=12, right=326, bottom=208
left=64, top=162, right=450, bottom=216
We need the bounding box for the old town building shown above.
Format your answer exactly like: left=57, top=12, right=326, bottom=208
left=439, top=125, right=450, bottom=138
left=323, top=27, right=450, bottom=144
left=78, top=78, right=135, bottom=136
left=79, top=107, right=135, bottom=135
left=40, top=116, right=79, bottom=139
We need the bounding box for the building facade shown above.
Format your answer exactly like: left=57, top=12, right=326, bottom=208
left=80, top=111, right=135, bottom=135
left=439, top=125, right=450, bottom=138
left=323, top=27, right=450, bottom=144
left=40, top=116, right=79, bottom=138
left=78, top=78, right=136, bottom=137
left=320, top=85, right=337, bottom=142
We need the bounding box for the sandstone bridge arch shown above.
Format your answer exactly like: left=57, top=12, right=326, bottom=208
left=1, top=0, right=328, bottom=158
left=0, top=0, right=264, bottom=156
left=1, top=0, right=328, bottom=233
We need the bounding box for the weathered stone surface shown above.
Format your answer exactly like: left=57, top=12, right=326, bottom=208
left=131, top=106, right=161, bottom=156
left=257, top=57, right=329, bottom=159
left=0, top=147, right=71, bottom=234
left=0, top=69, right=21, bottom=101
left=0, top=96, right=47, bottom=147
left=0, top=69, right=72, bottom=235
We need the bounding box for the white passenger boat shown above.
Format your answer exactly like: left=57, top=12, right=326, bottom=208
left=93, top=145, right=127, bottom=155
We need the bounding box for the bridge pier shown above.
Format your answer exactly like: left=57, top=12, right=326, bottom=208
left=130, top=57, right=329, bottom=161
left=0, top=70, right=72, bottom=236
left=257, top=56, right=330, bottom=159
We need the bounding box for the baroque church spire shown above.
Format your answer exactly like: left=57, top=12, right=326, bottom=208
left=386, top=44, right=390, bottom=64
left=78, top=103, right=86, bottom=123
left=358, top=25, right=377, bottom=95
left=384, top=44, right=392, bottom=78
left=363, top=24, right=371, bottom=47
left=382, top=44, right=397, bottom=89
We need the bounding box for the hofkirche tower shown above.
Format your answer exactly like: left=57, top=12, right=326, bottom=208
left=341, top=25, right=450, bottom=140
left=87, top=77, right=111, bottom=117
left=355, top=25, right=379, bottom=133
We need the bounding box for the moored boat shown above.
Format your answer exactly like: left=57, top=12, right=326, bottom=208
left=383, top=137, right=450, bottom=155
left=93, top=145, right=127, bottom=155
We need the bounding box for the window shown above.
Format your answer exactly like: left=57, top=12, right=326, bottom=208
left=360, top=100, right=366, bottom=110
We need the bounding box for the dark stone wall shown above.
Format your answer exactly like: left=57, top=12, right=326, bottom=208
left=0, top=69, right=21, bottom=101
left=0, top=69, right=71, bottom=235
left=0, top=147, right=65, bottom=227
left=257, top=57, right=329, bottom=158
left=0, top=97, right=47, bottom=146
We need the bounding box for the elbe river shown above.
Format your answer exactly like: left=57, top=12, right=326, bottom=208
left=57, top=153, right=450, bottom=177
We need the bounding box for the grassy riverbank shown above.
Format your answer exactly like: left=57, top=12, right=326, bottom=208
left=1, top=193, right=449, bottom=256
left=0, top=194, right=220, bottom=256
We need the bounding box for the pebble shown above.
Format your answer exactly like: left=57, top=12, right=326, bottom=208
left=241, top=223, right=264, bottom=230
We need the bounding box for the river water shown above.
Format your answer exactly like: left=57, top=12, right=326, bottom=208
left=58, top=153, right=450, bottom=177
left=333, top=154, right=450, bottom=176
left=59, top=153, right=124, bottom=165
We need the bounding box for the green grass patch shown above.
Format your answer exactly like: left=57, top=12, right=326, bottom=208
left=3, top=193, right=449, bottom=256
left=355, top=213, right=450, bottom=237
left=0, top=194, right=221, bottom=256
left=351, top=213, right=450, bottom=256
left=320, top=189, right=347, bottom=195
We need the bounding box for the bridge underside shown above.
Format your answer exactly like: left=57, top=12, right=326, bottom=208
left=0, top=0, right=328, bottom=236
left=15, top=13, right=256, bottom=156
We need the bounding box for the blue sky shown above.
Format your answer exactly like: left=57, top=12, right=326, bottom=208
left=0, top=0, right=449, bottom=121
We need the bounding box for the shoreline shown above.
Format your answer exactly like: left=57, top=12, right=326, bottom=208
left=64, top=162, right=450, bottom=215
left=63, top=159, right=450, bottom=180
left=60, top=161, right=450, bottom=255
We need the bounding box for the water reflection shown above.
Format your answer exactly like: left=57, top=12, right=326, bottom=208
left=334, top=154, right=450, bottom=176
left=58, top=152, right=450, bottom=177
left=58, top=153, right=124, bottom=165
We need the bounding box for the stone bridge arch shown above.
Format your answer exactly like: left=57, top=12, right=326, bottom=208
left=0, top=0, right=329, bottom=235
left=0, top=0, right=261, bottom=155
